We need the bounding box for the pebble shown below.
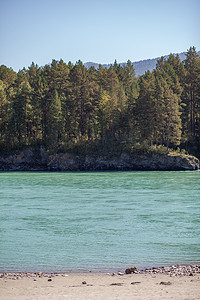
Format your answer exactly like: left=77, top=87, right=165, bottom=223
left=117, top=272, right=124, bottom=276
left=160, top=281, right=171, bottom=285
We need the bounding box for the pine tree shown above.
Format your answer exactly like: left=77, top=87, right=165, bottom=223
left=0, top=65, right=16, bottom=88
left=182, top=47, right=200, bottom=147
left=67, top=61, right=98, bottom=142
left=153, top=74, right=182, bottom=148
left=68, top=61, right=89, bottom=140
left=136, top=71, right=156, bottom=144
left=0, top=80, right=8, bottom=144
left=9, top=80, right=33, bottom=145
left=97, top=86, right=112, bottom=144
left=46, top=90, right=62, bottom=150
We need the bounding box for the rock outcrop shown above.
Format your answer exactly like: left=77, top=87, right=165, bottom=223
left=0, top=147, right=199, bottom=171
left=0, top=147, right=48, bottom=171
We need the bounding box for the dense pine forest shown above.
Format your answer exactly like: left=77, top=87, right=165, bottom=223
left=0, top=47, right=199, bottom=158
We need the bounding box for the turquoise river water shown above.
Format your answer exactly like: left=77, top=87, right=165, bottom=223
left=0, top=171, right=199, bottom=272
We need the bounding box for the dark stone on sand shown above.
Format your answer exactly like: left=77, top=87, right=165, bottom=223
left=82, top=281, right=87, bottom=284
left=125, top=266, right=139, bottom=274
left=160, top=281, right=171, bottom=285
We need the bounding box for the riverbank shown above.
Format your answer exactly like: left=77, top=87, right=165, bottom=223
left=1, top=265, right=200, bottom=300
left=0, top=147, right=199, bottom=171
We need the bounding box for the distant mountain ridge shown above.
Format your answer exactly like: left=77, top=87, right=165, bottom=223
left=84, top=51, right=200, bottom=76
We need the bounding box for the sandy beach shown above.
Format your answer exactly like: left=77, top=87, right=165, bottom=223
left=1, top=269, right=200, bottom=300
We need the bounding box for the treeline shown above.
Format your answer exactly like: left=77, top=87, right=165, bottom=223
left=0, top=47, right=199, bottom=157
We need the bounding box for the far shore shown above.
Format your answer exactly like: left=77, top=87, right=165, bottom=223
left=1, top=265, right=200, bottom=300
left=0, top=147, right=199, bottom=171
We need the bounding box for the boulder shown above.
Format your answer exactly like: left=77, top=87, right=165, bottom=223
left=125, top=266, right=139, bottom=274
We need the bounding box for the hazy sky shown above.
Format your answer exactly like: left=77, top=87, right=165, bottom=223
left=0, top=0, right=199, bottom=71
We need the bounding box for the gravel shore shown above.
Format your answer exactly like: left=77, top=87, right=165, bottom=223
left=1, top=264, right=200, bottom=280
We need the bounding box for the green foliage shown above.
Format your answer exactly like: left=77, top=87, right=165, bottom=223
left=0, top=48, right=199, bottom=157
left=122, top=142, right=169, bottom=156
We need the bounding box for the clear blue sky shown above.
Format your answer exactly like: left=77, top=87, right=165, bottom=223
left=0, top=0, right=199, bottom=71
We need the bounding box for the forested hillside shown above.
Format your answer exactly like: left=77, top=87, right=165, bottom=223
left=84, top=51, right=200, bottom=76
left=0, top=47, right=199, bottom=158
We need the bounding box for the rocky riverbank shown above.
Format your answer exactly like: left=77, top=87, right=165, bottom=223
left=1, top=265, right=200, bottom=280
left=0, top=147, right=199, bottom=171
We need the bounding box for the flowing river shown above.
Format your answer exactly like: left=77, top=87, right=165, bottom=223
left=0, top=171, right=199, bottom=272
